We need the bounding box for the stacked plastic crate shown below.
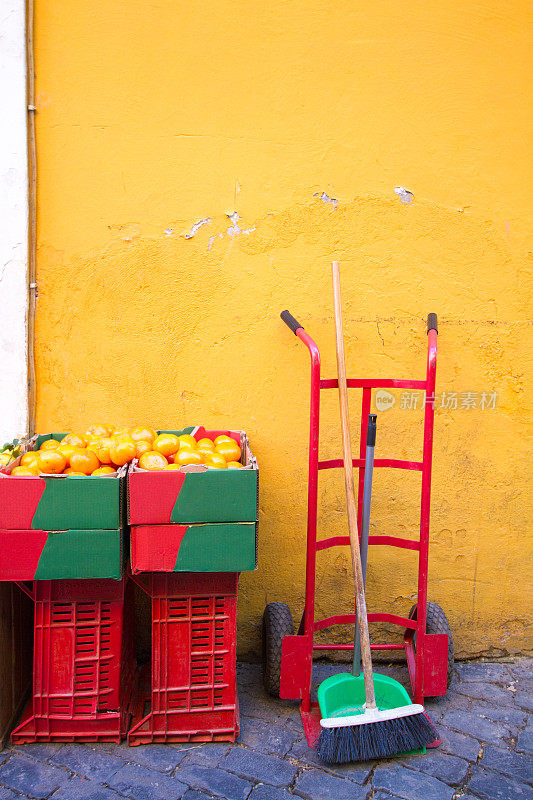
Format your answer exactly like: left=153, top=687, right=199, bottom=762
left=127, top=427, right=258, bottom=744
left=0, top=434, right=135, bottom=743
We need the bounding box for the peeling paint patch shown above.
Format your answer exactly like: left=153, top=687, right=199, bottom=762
left=394, top=186, right=414, bottom=204
left=225, top=212, right=255, bottom=238
left=183, top=217, right=211, bottom=239
left=163, top=228, right=174, bottom=236
left=314, top=191, right=338, bottom=209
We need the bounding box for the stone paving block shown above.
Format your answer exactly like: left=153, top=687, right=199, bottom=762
left=515, top=721, right=533, bottom=755
left=238, top=692, right=295, bottom=728
left=372, top=794, right=404, bottom=800
left=0, top=787, right=20, bottom=800
left=49, top=744, right=126, bottom=782
left=287, top=737, right=373, bottom=783
left=223, top=747, right=297, bottom=787
left=106, top=763, right=188, bottom=800
left=0, top=754, right=70, bottom=798
left=514, top=690, right=533, bottom=711
left=441, top=709, right=512, bottom=745
left=467, top=766, right=532, bottom=800
left=52, top=776, right=126, bottom=800
left=372, top=761, right=455, bottom=800
left=114, top=743, right=188, bottom=773
left=182, top=792, right=217, bottom=800
left=456, top=662, right=512, bottom=685
left=506, top=659, right=532, bottom=682
left=480, top=743, right=533, bottom=784
left=12, top=743, right=64, bottom=761
left=248, top=785, right=296, bottom=800
left=294, top=768, right=369, bottom=800
left=401, top=749, right=469, bottom=785
left=436, top=724, right=481, bottom=761
left=175, top=763, right=252, bottom=800
left=454, top=682, right=516, bottom=706
left=175, top=742, right=232, bottom=768
left=424, top=692, right=471, bottom=721
left=237, top=716, right=299, bottom=756
left=467, top=700, right=527, bottom=730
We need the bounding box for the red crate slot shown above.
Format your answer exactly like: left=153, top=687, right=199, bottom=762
left=12, top=577, right=137, bottom=744
left=129, top=572, right=239, bottom=745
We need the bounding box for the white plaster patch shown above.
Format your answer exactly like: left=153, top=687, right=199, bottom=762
left=183, top=217, right=211, bottom=239
left=314, top=191, right=338, bottom=209
left=394, top=186, right=414, bottom=204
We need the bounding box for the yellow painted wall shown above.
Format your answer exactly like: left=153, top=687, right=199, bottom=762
left=34, top=1, right=532, bottom=658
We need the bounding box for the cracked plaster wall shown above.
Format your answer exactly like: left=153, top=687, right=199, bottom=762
left=34, top=1, right=532, bottom=658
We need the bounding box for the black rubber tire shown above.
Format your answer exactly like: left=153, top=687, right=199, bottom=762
left=262, top=602, right=295, bottom=697
left=408, top=601, right=455, bottom=691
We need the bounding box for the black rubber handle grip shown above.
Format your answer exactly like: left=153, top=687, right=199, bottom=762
left=366, top=414, right=377, bottom=448
left=427, top=313, right=438, bottom=334
left=280, top=310, right=304, bottom=334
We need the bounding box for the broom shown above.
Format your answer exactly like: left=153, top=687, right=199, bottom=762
left=316, top=261, right=435, bottom=763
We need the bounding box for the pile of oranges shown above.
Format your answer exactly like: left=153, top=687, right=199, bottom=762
left=9, top=426, right=243, bottom=476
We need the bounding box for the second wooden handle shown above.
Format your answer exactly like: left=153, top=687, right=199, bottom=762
left=332, top=260, right=376, bottom=708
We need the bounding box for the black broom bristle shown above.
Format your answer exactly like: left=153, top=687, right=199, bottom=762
left=316, top=711, right=436, bottom=764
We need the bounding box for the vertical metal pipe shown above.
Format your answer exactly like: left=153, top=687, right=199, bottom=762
left=26, top=0, right=37, bottom=435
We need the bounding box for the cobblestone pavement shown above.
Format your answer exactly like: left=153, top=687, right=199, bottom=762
left=0, top=659, right=530, bottom=800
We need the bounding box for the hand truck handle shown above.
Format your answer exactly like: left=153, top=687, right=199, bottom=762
left=280, top=310, right=304, bottom=335
left=427, top=313, right=438, bottom=334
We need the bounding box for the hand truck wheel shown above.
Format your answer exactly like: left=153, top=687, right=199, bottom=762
left=262, top=602, right=294, bottom=697
left=409, top=601, right=455, bottom=692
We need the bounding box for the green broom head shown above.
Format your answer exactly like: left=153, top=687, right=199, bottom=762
left=316, top=672, right=436, bottom=763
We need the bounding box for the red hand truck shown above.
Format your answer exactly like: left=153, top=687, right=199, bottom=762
left=262, top=311, right=453, bottom=748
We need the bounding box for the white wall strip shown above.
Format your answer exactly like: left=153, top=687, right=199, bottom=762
left=0, top=0, right=29, bottom=441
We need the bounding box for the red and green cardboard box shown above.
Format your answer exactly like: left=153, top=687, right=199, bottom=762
left=128, top=428, right=258, bottom=525
left=130, top=522, right=257, bottom=573
left=0, top=528, right=123, bottom=580
left=0, top=434, right=124, bottom=530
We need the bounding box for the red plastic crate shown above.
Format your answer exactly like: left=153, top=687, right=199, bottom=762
left=129, top=572, right=239, bottom=745
left=12, top=577, right=136, bottom=743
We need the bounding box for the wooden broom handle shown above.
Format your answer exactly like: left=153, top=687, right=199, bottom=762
left=332, top=261, right=376, bottom=709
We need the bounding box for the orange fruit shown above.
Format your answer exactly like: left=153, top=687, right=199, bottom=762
left=86, top=424, right=112, bottom=437
left=11, top=466, right=39, bottom=476
left=39, top=439, right=60, bottom=451
left=175, top=449, right=203, bottom=466
left=131, top=427, right=157, bottom=444
left=62, top=433, right=86, bottom=448
left=165, top=464, right=182, bottom=471
left=227, top=461, right=243, bottom=469
left=38, top=451, right=67, bottom=474
left=92, top=466, right=116, bottom=475
left=109, top=439, right=136, bottom=466
left=69, top=448, right=100, bottom=475
left=178, top=439, right=196, bottom=452
left=138, top=451, right=168, bottom=471
left=214, top=435, right=233, bottom=446
left=152, top=434, right=180, bottom=457
left=178, top=434, right=197, bottom=448
left=215, top=440, right=241, bottom=462
left=204, top=452, right=228, bottom=469
left=90, top=437, right=114, bottom=464
left=135, top=440, right=152, bottom=458
left=112, top=427, right=131, bottom=439
left=21, top=452, right=40, bottom=467
left=57, top=443, right=77, bottom=462
left=64, top=469, right=86, bottom=476
left=197, top=438, right=215, bottom=451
